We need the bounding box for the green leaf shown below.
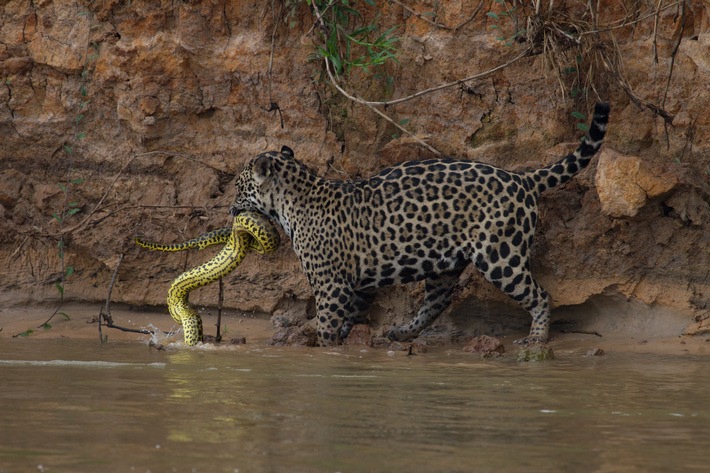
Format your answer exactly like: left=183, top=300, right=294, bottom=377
left=65, top=266, right=74, bottom=277
left=76, top=132, right=87, bottom=141
left=42, top=323, right=52, bottom=330
left=64, top=144, right=73, bottom=154
left=65, top=207, right=81, bottom=217
left=571, top=110, right=586, bottom=120
left=576, top=122, right=590, bottom=132
left=52, top=212, right=63, bottom=224
left=55, top=282, right=64, bottom=296
left=487, top=12, right=499, bottom=19
left=329, top=55, right=342, bottom=75
left=58, top=182, right=67, bottom=192
left=59, top=312, right=71, bottom=321
left=17, top=329, right=34, bottom=337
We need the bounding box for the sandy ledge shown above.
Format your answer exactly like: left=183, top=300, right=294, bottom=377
left=1, top=302, right=709, bottom=358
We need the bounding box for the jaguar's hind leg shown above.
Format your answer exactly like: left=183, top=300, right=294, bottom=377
left=509, top=274, right=550, bottom=344
left=474, top=256, right=551, bottom=344
left=387, top=269, right=463, bottom=341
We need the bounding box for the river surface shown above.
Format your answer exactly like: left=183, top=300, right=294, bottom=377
left=1, top=338, right=709, bottom=473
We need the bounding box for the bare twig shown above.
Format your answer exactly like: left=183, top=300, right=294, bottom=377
left=216, top=277, right=224, bottom=342
left=657, top=0, right=686, bottom=148
left=98, top=253, right=124, bottom=342
left=560, top=329, right=603, bottom=337
left=578, top=0, right=682, bottom=35
left=652, top=0, right=664, bottom=63
left=104, top=324, right=159, bottom=335
left=264, top=0, right=285, bottom=128
left=94, top=252, right=173, bottom=340
left=53, top=154, right=139, bottom=237
left=8, top=236, right=29, bottom=262
left=325, top=48, right=529, bottom=108
left=600, top=33, right=674, bottom=124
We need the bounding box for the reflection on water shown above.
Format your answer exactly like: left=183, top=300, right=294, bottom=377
left=1, top=339, right=709, bottom=473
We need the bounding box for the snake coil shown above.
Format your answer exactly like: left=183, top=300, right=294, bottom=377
left=135, top=211, right=280, bottom=345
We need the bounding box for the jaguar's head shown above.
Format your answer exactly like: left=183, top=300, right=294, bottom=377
left=229, top=145, right=295, bottom=218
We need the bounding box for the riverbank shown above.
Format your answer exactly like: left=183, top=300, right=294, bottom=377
left=2, top=303, right=708, bottom=358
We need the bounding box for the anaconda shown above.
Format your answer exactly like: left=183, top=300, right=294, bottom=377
left=135, top=211, right=280, bottom=346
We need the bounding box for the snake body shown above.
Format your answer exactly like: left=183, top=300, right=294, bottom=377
left=135, top=227, right=233, bottom=252
left=135, top=211, right=280, bottom=345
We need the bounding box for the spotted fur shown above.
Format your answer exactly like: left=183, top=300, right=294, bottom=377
left=231, top=103, right=610, bottom=346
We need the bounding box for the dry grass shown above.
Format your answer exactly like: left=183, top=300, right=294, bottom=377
left=520, top=0, right=678, bottom=122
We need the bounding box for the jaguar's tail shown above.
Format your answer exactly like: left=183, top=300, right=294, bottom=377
left=528, top=102, right=610, bottom=195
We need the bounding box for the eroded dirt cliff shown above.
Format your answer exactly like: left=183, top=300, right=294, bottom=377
left=1, top=0, right=708, bottom=338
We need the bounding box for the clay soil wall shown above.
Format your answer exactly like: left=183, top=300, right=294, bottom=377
left=1, top=0, right=708, bottom=337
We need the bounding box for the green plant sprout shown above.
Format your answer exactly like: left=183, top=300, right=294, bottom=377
left=308, top=0, right=399, bottom=76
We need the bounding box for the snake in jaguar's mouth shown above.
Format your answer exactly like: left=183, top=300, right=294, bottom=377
left=135, top=211, right=280, bottom=346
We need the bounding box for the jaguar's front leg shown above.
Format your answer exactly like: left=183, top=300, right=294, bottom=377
left=313, top=285, right=359, bottom=346
left=338, top=288, right=376, bottom=340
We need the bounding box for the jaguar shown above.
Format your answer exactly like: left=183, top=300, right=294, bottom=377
left=230, top=103, right=610, bottom=346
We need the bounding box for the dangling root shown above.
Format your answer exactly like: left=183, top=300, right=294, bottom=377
left=136, top=211, right=280, bottom=345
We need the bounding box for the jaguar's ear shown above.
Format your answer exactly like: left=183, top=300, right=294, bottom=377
left=253, top=154, right=273, bottom=185
left=280, top=146, right=294, bottom=159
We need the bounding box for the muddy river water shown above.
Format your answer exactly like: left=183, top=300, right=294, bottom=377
left=1, top=335, right=709, bottom=473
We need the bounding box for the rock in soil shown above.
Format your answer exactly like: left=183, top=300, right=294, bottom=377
left=267, top=325, right=317, bottom=347
left=516, top=344, right=555, bottom=362
left=463, top=335, right=505, bottom=358
left=385, top=339, right=427, bottom=355
left=372, top=337, right=391, bottom=348
left=343, top=324, right=373, bottom=346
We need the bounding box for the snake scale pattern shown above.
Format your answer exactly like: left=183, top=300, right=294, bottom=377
left=135, top=211, right=280, bottom=345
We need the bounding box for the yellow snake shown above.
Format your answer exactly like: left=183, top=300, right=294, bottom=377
left=135, top=211, right=280, bottom=346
